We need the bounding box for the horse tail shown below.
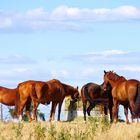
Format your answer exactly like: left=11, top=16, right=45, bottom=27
left=30, top=83, right=49, bottom=104
left=83, top=84, right=94, bottom=105
left=30, top=83, right=41, bottom=103
left=15, top=87, right=20, bottom=117
left=81, top=86, right=85, bottom=103
left=135, top=82, right=140, bottom=118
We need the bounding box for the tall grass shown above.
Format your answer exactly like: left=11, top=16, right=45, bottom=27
left=0, top=116, right=140, bottom=140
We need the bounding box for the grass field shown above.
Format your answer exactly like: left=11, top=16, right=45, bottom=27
left=0, top=116, right=140, bottom=140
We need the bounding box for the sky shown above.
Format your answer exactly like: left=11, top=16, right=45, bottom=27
left=0, top=0, right=140, bottom=120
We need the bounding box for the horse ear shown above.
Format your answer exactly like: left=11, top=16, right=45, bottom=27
left=76, top=86, right=79, bottom=90
left=104, top=70, right=107, bottom=74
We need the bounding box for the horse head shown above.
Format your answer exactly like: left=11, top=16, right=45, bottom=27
left=71, top=86, right=80, bottom=102
left=103, top=70, right=119, bottom=90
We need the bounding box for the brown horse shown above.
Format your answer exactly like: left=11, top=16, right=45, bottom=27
left=16, top=80, right=48, bottom=121
left=0, top=86, right=17, bottom=106
left=31, top=80, right=79, bottom=121
left=103, top=70, right=140, bottom=123
left=16, top=79, right=79, bottom=121
left=0, top=86, right=33, bottom=120
left=81, top=82, right=113, bottom=122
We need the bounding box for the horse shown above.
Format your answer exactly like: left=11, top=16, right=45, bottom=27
left=0, top=86, right=33, bottom=120
left=31, top=80, right=79, bottom=121
left=16, top=79, right=79, bottom=121
left=103, top=70, right=140, bottom=123
left=16, top=80, right=48, bottom=122
left=81, top=82, right=113, bottom=122
left=0, top=86, right=17, bottom=106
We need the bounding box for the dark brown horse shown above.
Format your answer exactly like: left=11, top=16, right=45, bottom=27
left=81, top=82, right=113, bottom=122
left=103, top=70, right=140, bottom=123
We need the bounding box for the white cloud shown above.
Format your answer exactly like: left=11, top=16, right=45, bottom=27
left=50, top=5, right=140, bottom=21
left=25, top=8, right=47, bottom=20
left=113, top=5, right=140, bottom=19
left=0, top=17, right=12, bottom=28
left=0, top=68, right=32, bottom=77
left=118, top=66, right=140, bottom=72
left=0, top=5, right=140, bottom=32
left=86, top=50, right=127, bottom=57
left=76, top=50, right=140, bottom=65
left=0, top=54, right=36, bottom=64
left=50, top=69, right=69, bottom=79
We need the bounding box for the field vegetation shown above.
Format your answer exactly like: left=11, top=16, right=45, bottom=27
left=0, top=116, right=140, bottom=140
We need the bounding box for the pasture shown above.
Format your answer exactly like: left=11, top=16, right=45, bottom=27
left=0, top=116, right=140, bottom=140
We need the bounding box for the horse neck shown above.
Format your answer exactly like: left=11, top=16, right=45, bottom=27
left=62, top=83, right=74, bottom=96
left=108, top=76, right=126, bottom=88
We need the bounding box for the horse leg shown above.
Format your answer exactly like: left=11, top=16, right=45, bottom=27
left=124, top=105, right=129, bottom=124
left=83, top=102, right=87, bottom=121
left=109, top=103, right=113, bottom=123
left=50, top=101, right=57, bottom=121
left=99, top=105, right=104, bottom=116
left=129, top=101, right=136, bottom=120
left=113, top=99, right=118, bottom=123
left=18, top=98, right=29, bottom=122
left=25, top=98, right=32, bottom=122
left=87, top=103, right=95, bottom=116
left=32, top=100, right=39, bottom=121
left=58, top=102, right=62, bottom=121
left=104, top=105, right=108, bottom=115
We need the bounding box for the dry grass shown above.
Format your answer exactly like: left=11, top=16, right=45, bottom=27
left=0, top=117, right=140, bottom=140
left=95, top=123, right=140, bottom=140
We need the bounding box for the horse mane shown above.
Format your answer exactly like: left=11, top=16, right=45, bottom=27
left=61, top=83, right=75, bottom=91
left=107, top=71, right=120, bottom=81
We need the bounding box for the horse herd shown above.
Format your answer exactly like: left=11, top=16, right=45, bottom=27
left=0, top=70, right=140, bottom=124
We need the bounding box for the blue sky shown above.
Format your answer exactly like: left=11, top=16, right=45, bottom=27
left=0, top=0, right=140, bottom=120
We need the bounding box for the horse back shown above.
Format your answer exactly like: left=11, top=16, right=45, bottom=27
left=17, top=80, right=35, bottom=98
left=0, top=86, right=17, bottom=106
left=112, top=79, right=139, bottom=101
left=81, top=83, right=104, bottom=103
left=45, top=79, right=65, bottom=102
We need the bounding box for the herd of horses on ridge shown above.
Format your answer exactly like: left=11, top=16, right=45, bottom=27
left=0, top=70, right=140, bottom=124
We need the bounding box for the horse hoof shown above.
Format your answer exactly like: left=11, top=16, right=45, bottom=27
left=113, top=120, right=117, bottom=124
left=83, top=120, right=86, bottom=124
left=51, top=120, right=55, bottom=123
left=28, top=119, right=32, bottom=123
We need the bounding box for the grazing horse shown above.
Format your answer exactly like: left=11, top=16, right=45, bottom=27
left=16, top=79, right=79, bottom=121
left=103, top=70, right=140, bottom=123
left=31, top=80, right=79, bottom=121
left=81, top=82, right=113, bottom=122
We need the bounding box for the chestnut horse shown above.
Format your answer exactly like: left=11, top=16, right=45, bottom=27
left=81, top=82, right=113, bottom=122
left=0, top=86, right=17, bottom=106
left=31, top=80, right=79, bottom=121
left=16, top=79, right=79, bottom=121
left=0, top=86, right=33, bottom=120
left=16, top=80, right=48, bottom=121
left=103, top=70, right=140, bottom=123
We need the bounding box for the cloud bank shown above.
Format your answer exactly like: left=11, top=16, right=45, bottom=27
left=0, top=50, right=139, bottom=87
left=77, top=50, right=140, bottom=65
left=0, top=5, right=140, bottom=32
